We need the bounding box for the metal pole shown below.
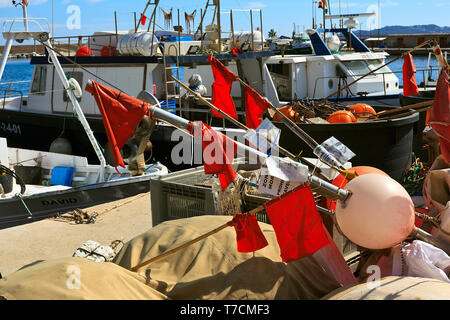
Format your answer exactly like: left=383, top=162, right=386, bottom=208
left=259, top=9, right=264, bottom=51
left=0, top=38, right=13, bottom=81
left=250, top=9, right=254, bottom=51
left=217, top=0, right=221, bottom=54
left=47, top=43, right=106, bottom=182
left=322, top=5, right=326, bottom=39
left=22, top=4, right=29, bottom=32
left=200, top=8, right=204, bottom=51
left=230, top=9, right=235, bottom=48
left=52, top=0, right=54, bottom=38
left=114, top=11, right=119, bottom=45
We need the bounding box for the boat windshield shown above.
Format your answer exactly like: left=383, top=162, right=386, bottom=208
left=366, top=59, right=393, bottom=75
left=342, top=60, right=372, bottom=76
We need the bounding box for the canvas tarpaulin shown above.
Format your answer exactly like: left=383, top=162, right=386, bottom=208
left=322, top=276, right=450, bottom=300
left=0, top=257, right=167, bottom=300
left=0, top=216, right=341, bottom=300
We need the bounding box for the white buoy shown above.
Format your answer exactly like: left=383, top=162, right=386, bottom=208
left=49, top=137, right=72, bottom=155
left=335, top=174, right=415, bottom=249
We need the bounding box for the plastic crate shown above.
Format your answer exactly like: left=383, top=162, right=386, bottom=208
left=150, top=160, right=265, bottom=226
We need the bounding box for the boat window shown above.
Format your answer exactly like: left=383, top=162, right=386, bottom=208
left=31, top=66, right=47, bottom=94
left=63, top=71, right=83, bottom=102
left=366, top=59, right=392, bottom=75
left=267, top=63, right=290, bottom=78
left=342, top=60, right=371, bottom=76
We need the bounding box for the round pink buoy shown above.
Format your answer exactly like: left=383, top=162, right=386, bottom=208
left=335, top=174, right=415, bottom=250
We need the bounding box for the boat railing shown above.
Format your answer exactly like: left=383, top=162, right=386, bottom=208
left=2, top=17, right=50, bottom=40
left=0, top=80, right=30, bottom=110
left=49, top=33, right=118, bottom=57
left=1, top=89, right=24, bottom=110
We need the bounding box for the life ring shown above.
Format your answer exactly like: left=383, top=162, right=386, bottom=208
left=68, top=78, right=83, bottom=99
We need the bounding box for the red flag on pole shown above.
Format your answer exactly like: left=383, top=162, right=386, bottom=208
left=402, top=53, right=420, bottom=97
left=264, top=185, right=331, bottom=262
left=430, top=68, right=450, bottom=162
left=245, top=85, right=272, bottom=129
left=140, top=14, right=147, bottom=26
left=207, top=54, right=238, bottom=120
left=228, top=213, right=268, bottom=253
left=23, top=0, right=28, bottom=7
left=86, top=81, right=149, bottom=170
left=191, top=122, right=238, bottom=190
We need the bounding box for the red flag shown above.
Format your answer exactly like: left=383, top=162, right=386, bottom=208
left=228, top=213, right=268, bottom=252
left=86, top=81, right=149, bottom=169
left=264, top=185, right=331, bottom=262
left=403, top=53, right=420, bottom=97
left=192, top=122, right=238, bottom=190
left=207, top=54, right=238, bottom=120
left=245, top=85, right=272, bottom=129
left=140, top=14, right=147, bottom=26
left=23, top=0, right=28, bottom=7
left=430, top=69, right=450, bottom=162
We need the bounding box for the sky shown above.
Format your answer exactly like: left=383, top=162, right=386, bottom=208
left=0, top=0, right=449, bottom=39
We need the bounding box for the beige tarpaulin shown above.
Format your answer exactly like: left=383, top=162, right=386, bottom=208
left=0, top=258, right=167, bottom=300
left=322, top=276, right=450, bottom=300
left=113, top=215, right=341, bottom=300
left=0, top=216, right=341, bottom=300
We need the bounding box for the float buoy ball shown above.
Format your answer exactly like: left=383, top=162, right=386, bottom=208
left=49, top=137, right=72, bottom=155
left=335, top=173, right=415, bottom=250
left=348, top=104, right=376, bottom=118
left=327, top=166, right=389, bottom=210
left=327, top=110, right=357, bottom=123
left=76, top=46, right=92, bottom=57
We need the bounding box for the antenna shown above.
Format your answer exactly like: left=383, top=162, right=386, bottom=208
left=325, top=12, right=376, bottom=20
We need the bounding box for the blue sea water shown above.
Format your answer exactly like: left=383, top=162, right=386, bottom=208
left=0, top=54, right=443, bottom=97
left=0, top=59, right=34, bottom=97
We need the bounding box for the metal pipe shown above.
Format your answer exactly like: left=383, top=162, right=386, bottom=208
left=147, top=104, right=350, bottom=202
left=0, top=38, right=14, bottom=81
left=48, top=49, right=106, bottom=182
left=411, top=227, right=450, bottom=256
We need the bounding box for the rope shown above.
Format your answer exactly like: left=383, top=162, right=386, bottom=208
left=17, top=194, right=33, bottom=220
left=401, top=157, right=428, bottom=196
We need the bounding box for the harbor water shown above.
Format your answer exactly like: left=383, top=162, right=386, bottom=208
left=0, top=59, right=33, bottom=96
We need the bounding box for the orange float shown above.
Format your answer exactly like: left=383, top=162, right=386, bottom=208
left=100, top=45, right=117, bottom=57
left=327, top=166, right=389, bottom=211
left=76, top=46, right=92, bottom=57
left=327, top=110, right=357, bottom=123
left=272, top=105, right=300, bottom=122
left=347, top=104, right=376, bottom=118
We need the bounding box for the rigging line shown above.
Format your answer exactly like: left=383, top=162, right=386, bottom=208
left=39, top=41, right=125, bottom=93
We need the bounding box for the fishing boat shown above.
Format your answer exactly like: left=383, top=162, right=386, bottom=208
left=268, top=33, right=313, bottom=55
left=0, top=1, right=425, bottom=179
left=0, top=137, right=168, bottom=230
